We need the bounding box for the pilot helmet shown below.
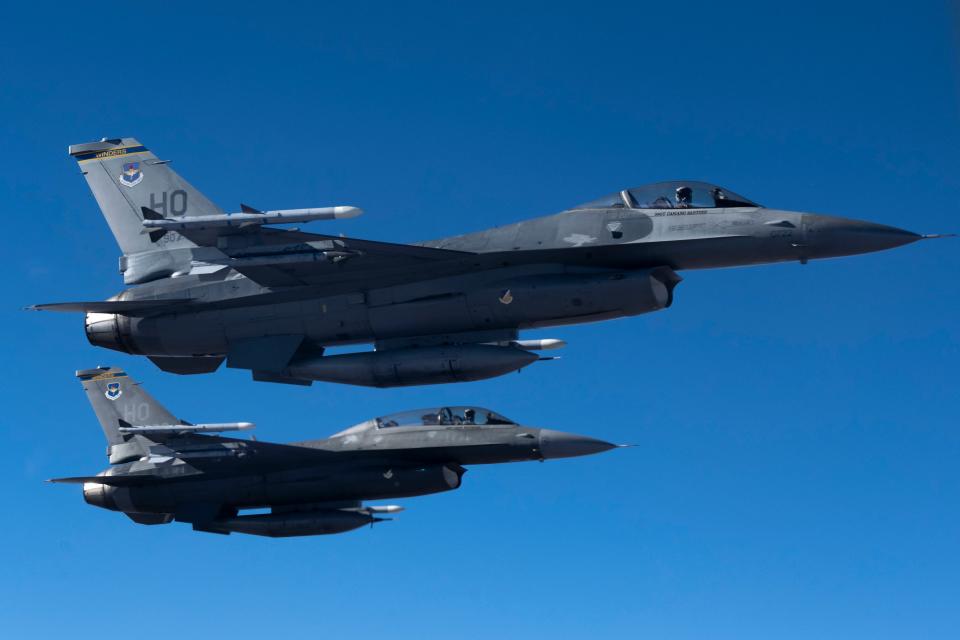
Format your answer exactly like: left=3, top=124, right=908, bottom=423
left=675, top=186, right=693, bottom=203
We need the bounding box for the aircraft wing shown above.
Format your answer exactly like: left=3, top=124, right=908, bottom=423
left=134, top=201, right=480, bottom=287
left=203, top=228, right=478, bottom=287
left=32, top=228, right=481, bottom=310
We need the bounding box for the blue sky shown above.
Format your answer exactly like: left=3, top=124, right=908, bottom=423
left=2, top=1, right=958, bottom=638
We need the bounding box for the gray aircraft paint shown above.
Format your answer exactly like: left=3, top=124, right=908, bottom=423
left=34, top=138, right=943, bottom=388
left=53, top=367, right=619, bottom=537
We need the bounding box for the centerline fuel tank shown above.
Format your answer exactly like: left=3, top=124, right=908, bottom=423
left=286, top=344, right=540, bottom=387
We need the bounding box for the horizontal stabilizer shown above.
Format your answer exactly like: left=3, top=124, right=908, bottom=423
left=48, top=474, right=157, bottom=486
left=117, top=422, right=254, bottom=435
left=29, top=299, right=193, bottom=315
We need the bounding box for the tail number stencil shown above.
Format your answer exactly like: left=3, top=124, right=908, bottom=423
left=149, top=190, right=188, bottom=216
left=122, top=403, right=151, bottom=423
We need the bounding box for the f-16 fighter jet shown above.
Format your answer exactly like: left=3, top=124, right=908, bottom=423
left=50, top=367, right=620, bottom=537
left=34, top=138, right=946, bottom=387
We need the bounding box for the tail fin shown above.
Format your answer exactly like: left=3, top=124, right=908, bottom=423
left=77, top=367, right=181, bottom=462
left=68, top=137, right=222, bottom=255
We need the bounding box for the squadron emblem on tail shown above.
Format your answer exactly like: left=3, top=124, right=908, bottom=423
left=119, top=162, right=142, bottom=187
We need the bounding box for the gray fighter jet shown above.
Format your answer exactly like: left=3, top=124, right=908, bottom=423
left=50, top=367, right=619, bottom=537
left=34, top=138, right=948, bottom=387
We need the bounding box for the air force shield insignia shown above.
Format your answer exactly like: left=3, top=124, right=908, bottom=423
left=119, top=162, right=143, bottom=187
left=498, top=289, right=514, bottom=305
left=105, top=382, right=123, bottom=401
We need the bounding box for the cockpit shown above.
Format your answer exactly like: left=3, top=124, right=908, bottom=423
left=573, top=181, right=759, bottom=210
left=376, top=406, right=515, bottom=428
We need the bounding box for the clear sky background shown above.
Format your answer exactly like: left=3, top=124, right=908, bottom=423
left=1, top=2, right=958, bottom=638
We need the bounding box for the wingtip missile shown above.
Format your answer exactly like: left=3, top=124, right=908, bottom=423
left=331, top=206, right=363, bottom=219
left=362, top=505, right=405, bottom=514
left=511, top=338, right=567, bottom=351
left=141, top=206, right=364, bottom=231
left=117, top=422, right=255, bottom=435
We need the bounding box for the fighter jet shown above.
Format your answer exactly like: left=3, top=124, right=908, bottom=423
left=33, top=138, right=948, bottom=387
left=50, top=367, right=619, bottom=537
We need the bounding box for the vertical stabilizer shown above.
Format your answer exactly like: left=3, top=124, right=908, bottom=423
left=76, top=367, right=180, bottom=462
left=68, top=137, right=222, bottom=256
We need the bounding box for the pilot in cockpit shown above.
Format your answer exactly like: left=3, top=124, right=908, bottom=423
left=712, top=187, right=727, bottom=207
left=675, top=186, right=693, bottom=208
left=463, top=408, right=476, bottom=425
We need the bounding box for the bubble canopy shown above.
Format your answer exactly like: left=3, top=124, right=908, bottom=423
left=377, top=407, right=516, bottom=428
left=574, top=181, right=760, bottom=210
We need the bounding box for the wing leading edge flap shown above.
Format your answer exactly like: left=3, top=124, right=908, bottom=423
left=308, top=234, right=475, bottom=261
left=229, top=265, right=307, bottom=287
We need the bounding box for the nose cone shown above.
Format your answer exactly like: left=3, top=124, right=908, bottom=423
left=804, top=214, right=921, bottom=259
left=539, top=429, right=617, bottom=460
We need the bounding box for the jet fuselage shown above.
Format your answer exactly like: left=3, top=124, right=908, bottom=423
left=84, top=204, right=918, bottom=387
left=43, top=138, right=924, bottom=387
